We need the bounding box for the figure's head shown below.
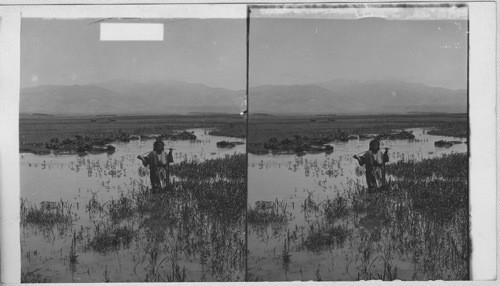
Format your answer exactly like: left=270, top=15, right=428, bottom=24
left=153, top=139, right=165, bottom=153
left=369, top=140, right=380, bottom=152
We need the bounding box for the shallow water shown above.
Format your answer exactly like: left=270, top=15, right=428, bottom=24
left=247, top=128, right=468, bottom=281
left=20, top=127, right=468, bottom=282
left=20, top=129, right=246, bottom=283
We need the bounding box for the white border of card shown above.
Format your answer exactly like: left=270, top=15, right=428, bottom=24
left=0, top=1, right=496, bottom=285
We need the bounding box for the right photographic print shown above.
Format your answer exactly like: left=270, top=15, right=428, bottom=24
left=246, top=4, right=469, bottom=281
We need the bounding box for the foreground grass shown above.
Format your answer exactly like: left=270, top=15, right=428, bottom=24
left=248, top=153, right=468, bottom=281
left=21, top=153, right=246, bottom=282
left=171, top=153, right=246, bottom=180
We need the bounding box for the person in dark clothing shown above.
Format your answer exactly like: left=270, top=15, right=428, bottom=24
left=353, top=140, right=389, bottom=191
left=137, top=139, right=170, bottom=193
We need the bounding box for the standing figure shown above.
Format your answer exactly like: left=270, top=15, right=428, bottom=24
left=353, top=140, right=389, bottom=191
left=137, top=139, right=169, bottom=193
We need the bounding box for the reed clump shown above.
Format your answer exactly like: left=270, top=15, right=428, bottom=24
left=87, top=223, right=135, bottom=253
left=108, top=194, right=135, bottom=221
left=21, top=199, right=74, bottom=226
left=299, top=224, right=350, bottom=254
left=247, top=200, right=290, bottom=226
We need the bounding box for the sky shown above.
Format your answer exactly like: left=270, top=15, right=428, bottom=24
left=21, top=15, right=467, bottom=91
left=21, top=18, right=247, bottom=90
left=249, top=17, right=467, bottom=90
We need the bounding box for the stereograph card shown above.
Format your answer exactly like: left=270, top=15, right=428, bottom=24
left=0, top=1, right=496, bottom=285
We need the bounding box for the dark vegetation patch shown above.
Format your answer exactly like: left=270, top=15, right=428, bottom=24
left=107, top=194, right=135, bottom=222
left=209, top=122, right=246, bottom=138
left=248, top=113, right=467, bottom=144
left=427, top=121, right=468, bottom=138
left=247, top=200, right=292, bottom=242
left=247, top=200, right=290, bottom=226
left=323, top=195, right=349, bottom=221
left=403, top=180, right=467, bottom=221
left=434, top=140, right=464, bottom=148
left=21, top=200, right=74, bottom=226
left=248, top=130, right=415, bottom=155
left=170, top=153, right=246, bottom=180
left=19, top=114, right=245, bottom=154
left=20, top=130, right=198, bottom=155
left=21, top=271, right=51, bottom=283
left=386, top=153, right=467, bottom=180
left=247, top=113, right=467, bottom=154
left=299, top=224, right=350, bottom=254
left=374, top=130, right=415, bottom=140
left=158, top=130, right=197, bottom=141
left=87, top=224, right=135, bottom=254
left=216, top=141, right=236, bottom=148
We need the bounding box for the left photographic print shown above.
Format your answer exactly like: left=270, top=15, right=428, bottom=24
left=19, top=17, right=247, bottom=282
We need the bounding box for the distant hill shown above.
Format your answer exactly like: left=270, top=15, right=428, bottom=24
left=20, top=79, right=466, bottom=115
left=20, top=80, right=245, bottom=115
left=248, top=84, right=352, bottom=114
left=250, top=79, right=466, bottom=114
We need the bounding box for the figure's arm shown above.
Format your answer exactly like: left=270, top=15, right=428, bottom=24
left=353, top=155, right=366, bottom=166
left=137, top=154, right=149, bottom=167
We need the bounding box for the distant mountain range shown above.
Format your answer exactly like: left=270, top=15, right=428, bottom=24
left=250, top=79, right=466, bottom=114
left=21, top=79, right=245, bottom=115
left=20, top=79, right=466, bottom=115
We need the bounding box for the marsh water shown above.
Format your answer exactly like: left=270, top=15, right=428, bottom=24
left=21, top=126, right=468, bottom=282
left=247, top=128, right=468, bottom=281
left=20, top=129, right=246, bottom=282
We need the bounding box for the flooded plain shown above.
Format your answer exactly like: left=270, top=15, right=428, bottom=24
left=20, top=129, right=246, bottom=283
left=20, top=126, right=469, bottom=282
left=247, top=128, right=468, bottom=281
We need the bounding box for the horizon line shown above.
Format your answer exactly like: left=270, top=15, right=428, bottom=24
left=22, top=77, right=467, bottom=92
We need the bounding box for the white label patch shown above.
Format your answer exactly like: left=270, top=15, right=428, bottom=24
left=100, top=23, right=164, bottom=41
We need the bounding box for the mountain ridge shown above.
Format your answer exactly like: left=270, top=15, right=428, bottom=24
left=20, top=79, right=466, bottom=115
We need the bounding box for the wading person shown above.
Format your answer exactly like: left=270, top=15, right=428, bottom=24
left=137, top=139, right=170, bottom=194
left=353, top=140, right=389, bottom=191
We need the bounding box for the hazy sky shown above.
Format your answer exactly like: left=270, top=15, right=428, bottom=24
left=249, top=18, right=467, bottom=90
left=21, top=18, right=246, bottom=90
left=22, top=16, right=467, bottom=91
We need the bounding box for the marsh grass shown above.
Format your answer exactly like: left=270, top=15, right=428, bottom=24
left=171, top=153, right=246, bottom=180
left=21, top=199, right=75, bottom=228
left=247, top=200, right=290, bottom=226
left=108, top=194, right=135, bottom=221
left=21, top=270, right=51, bottom=283
left=31, top=153, right=247, bottom=282
left=247, top=200, right=292, bottom=241
left=386, top=153, right=466, bottom=180
left=300, top=223, right=350, bottom=254
left=249, top=153, right=469, bottom=281
left=87, top=223, right=135, bottom=253
left=323, top=195, right=349, bottom=221
left=69, top=231, right=78, bottom=265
